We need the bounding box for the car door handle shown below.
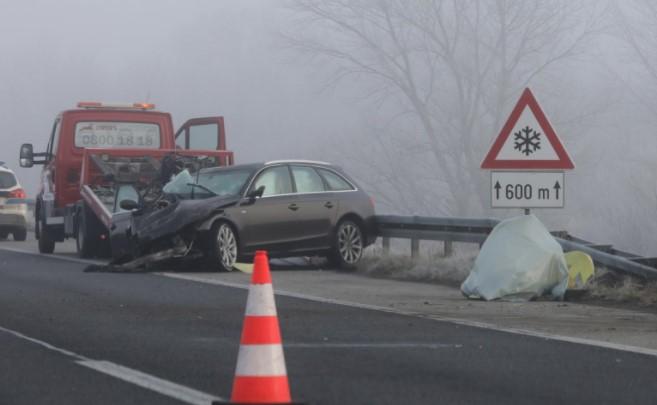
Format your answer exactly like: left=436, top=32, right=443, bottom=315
left=324, top=202, right=334, bottom=209
left=288, top=203, right=299, bottom=211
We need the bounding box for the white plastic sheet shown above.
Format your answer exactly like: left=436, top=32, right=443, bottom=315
left=461, top=214, right=568, bottom=301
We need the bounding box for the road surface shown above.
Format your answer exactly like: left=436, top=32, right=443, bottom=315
left=1, top=237, right=656, bottom=404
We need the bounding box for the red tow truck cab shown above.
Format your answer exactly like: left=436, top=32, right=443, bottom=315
left=19, top=102, right=234, bottom=256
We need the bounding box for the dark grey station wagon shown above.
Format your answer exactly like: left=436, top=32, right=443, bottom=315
left=111, top=160, right=376, bottom=271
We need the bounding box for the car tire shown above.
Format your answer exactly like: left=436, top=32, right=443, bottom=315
left=76, top=204, right=99, bottom=258
left=207, top=221, right=238, bottom=272
left=36, top=216, right=55, bottom=254
left=329, top=219, right=364, bottom=270
left=0, top=231, right=8, bottom=240
left=13, top=228, right=27, bottom=241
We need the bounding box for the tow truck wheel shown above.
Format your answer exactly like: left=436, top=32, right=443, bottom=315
left=36, top=216, right=55, bottom=254
left=76, top=204, right=98, bottom=258
left=13, top=228, right=27, bottom=241
left=207, top=221, right=238, bottom=272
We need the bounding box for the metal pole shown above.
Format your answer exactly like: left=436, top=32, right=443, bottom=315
left=411, top=239, right=419, bottom=259
left=382, top=237, right=390, bottom=255
left=444, top=240, right=453, bottom=257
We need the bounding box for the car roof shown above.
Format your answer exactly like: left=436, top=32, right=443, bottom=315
left=200, top=162, right=263, bottom=173
left=203, top=160, right=338, bottom=173
left=264, top=159, right=331, bottom=166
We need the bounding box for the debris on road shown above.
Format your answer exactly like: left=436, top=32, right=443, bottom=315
left=461, top=215, right=568, bottom=301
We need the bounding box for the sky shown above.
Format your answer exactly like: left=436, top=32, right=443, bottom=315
left=0, top=0, right=363, bottom=193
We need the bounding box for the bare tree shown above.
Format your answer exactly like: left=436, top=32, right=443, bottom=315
left=614, top=0, right=657, bottom=113
left=601, top=0, right=657, bottom=254
left=287, top=0, right=604, bottom=216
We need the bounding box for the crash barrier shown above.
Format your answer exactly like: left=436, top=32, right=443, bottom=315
left=214, top=251, right=305, bottom=405
left=373, top=215, right=657, bottom=281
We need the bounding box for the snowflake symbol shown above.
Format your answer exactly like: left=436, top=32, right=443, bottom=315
left=513, top=126, right=541, bottom=156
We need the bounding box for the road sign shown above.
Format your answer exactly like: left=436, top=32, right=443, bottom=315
left=481, top=88, right=574, bottom=170
left=491, top=171, right=564, bottom=208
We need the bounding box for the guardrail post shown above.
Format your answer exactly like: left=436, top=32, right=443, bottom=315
left=382, top=237, right=390, bottom=255
left=444, top=240, right=453, bottom=257
left=411, top=239, right=419, bottom=259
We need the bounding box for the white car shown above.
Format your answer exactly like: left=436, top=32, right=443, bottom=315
left=0, top=163, right=28, bottom=241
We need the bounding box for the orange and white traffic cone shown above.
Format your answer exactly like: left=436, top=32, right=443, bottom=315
left=215, top=250, right=305, bottom=405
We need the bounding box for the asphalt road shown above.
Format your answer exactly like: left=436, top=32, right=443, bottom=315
left=1, top=247, right=657, bottom=404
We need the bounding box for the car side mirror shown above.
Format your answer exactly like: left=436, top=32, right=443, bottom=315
left=19, top=143, right=34, bottom=168
left=119, top=199, right=140, bottom=211
left=247, top=185, right=265, bottom=201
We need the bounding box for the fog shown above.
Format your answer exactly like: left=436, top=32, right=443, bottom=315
left=1, top=0, right=656, bottom=255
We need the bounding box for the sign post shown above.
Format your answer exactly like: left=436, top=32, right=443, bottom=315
left=481, top=88, right=574, bottom=213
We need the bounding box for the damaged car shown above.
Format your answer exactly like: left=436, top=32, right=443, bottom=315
left=111, top=159, right=377, bottom=271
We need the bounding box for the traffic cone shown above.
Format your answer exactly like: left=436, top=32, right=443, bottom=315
left=214, top=250, right=305, bottom=404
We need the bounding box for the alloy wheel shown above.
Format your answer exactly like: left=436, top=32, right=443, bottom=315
left=216, top=223, right=237, bottom=270
left=337, top=222, right=363, bottom=265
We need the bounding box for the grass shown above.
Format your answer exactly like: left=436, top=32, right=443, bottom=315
left=356, top=249, right=657, bottom=309
left=585, top=269, right=657, bottom=307
left=356, top=247, right=474, bottom=287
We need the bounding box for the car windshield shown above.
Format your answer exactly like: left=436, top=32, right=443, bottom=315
left=162, top=168, right=253, bottom=199
left=0, top=172, right=17, bottom=188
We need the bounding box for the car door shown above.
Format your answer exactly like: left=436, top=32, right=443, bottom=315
left=289, top=165, right=336, bottom=250
left=174, top=117, right=232, bottom=165
left=239, top=165, right=299, bottom=254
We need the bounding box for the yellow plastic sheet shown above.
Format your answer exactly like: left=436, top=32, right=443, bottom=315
left=234, top=262, right=254, bottom=274
left=565, top=251, right=594, bottom=289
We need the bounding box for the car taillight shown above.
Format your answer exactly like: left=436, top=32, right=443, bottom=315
left=369, top=196, right=375, bottom=208
left=9, top=188, right=26, bottom=199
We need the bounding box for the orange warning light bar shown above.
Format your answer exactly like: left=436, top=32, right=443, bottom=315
left=76, top=102, right=156, bottom=110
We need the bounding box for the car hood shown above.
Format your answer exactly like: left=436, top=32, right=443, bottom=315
left=131, top=194, right=241, bottom=243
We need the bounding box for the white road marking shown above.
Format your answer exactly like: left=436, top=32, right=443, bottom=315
left=3, top=246, right=657, bottom=359
left=0, top=325, right=83, bottom=359
left=0, top=245, right=103, bottom=266
left=161, top=273, right=657, bottom=359
left=285, top=343, right=461, bottom=349
left=0, top=324, right=224, bottom=404
left=78, top=360, right=223, bottom=405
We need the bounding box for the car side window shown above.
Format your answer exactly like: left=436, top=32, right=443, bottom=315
left=317, top=168, right=354, bottom=191
left=291, top=166, right=326, bottom=194
left=252, top=166, right=293, bottom=197
left=189, top=123, right=218, bottom=149
left=0, top=172, right=17, bottom=188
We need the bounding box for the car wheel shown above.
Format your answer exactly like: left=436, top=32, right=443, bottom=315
left=0, top=231, right=8, bottom=240
left=330, top=219, right=364, bottom=269
left=207, top=222, right=238, bottom=272
left=37, top=216, right=55, bottom=254
left=13, top=228, right=27, bottom=241
left=76, top=204, right=99, bottom=258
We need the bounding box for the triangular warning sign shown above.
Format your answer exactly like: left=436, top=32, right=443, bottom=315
left=481, top=88, right=574, bottom=170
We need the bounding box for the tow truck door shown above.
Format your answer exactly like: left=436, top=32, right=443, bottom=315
left=175, top=117, right=230, bottom=164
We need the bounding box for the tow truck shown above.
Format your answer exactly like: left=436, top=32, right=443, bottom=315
left=19, top=102, right=234, bottom=258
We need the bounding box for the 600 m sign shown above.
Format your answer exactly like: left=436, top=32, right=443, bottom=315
left=491, top=172, right=564, bottom=208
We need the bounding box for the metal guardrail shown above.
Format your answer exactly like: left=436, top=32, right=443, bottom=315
left=374, top=215, right=657, bottom=281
